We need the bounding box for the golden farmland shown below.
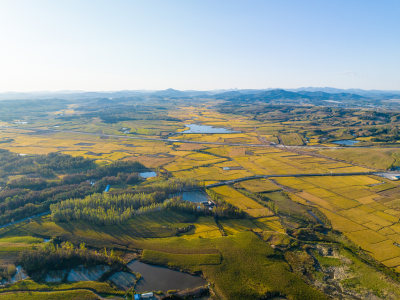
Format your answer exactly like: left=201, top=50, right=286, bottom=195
left=2, top=101, right=400, bottom=299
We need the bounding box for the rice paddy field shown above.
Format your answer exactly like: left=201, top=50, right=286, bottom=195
left=273, top=175, right=400, bottom=271
left=210, top=185, right=273, bottom=217
left=2, top=101, right=400, bottom=299
left=316, top=147, right=400, bottom=170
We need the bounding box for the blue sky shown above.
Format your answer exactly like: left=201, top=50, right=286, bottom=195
left=0, top=0, right=399, bottom=91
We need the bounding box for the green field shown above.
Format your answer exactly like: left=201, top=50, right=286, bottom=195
left=0, top=290, right=100, bottom=300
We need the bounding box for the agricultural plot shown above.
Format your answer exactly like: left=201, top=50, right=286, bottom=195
left=0, top=236, right=44, bottom=265
left=184, top=217, right=222, bottom=239
left=222, top=147, right=372, bottom=176
left=256, top=216, right=285, bottom=233
left=210, top=186, right=273, bottom=217
left=318, top=148, right=400, bottom=170
left=273, top=175, right=400, bottom=270
left=172, top=132, right=260, bottom=145
left=0, top=129, right=169, bottom=160
left=237, top=178, right=280, bottom=193
left=172, top=165, right=253, bottom=181
left=218, top=219, right=261, bottom=235
left=279, top=133, right=305, bottom=146
left=163, top=152, right=227, bottom=172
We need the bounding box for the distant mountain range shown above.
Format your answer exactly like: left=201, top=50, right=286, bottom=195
left=213, top=89, right=367, bottom=102
left=290, top=87, right=400, bottom=97
left=0, top=88, right=399, bottom=104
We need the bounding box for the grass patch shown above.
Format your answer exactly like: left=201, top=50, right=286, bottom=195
left=0, top=237, right=43, bottom=244
left=141, top=249, right=221, bottom=271
left=0, top=289, right=100, bottom=300
left=0, top=280, right=123, bottom=296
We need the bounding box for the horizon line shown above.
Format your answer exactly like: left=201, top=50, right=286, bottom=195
left=1, top=86, right=400, bottom=94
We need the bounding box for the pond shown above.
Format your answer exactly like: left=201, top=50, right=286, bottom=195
left=182, top=124, right=238, bottom=134
left=174, top=191, right=210, bottom=203
left=222, top=166, right=243, bottom=171
left=127, top=260, right=207, bottom=293
left=332, top=140, right=359, bottom=146
left=139, top=171, right=157, bottom=179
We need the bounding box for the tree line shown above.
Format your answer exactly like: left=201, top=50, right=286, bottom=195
left=51, top=178, right=244, bottom=225
left=51, top=192, right=163, bottom=225
left=0, top=150, right=148, bottom=225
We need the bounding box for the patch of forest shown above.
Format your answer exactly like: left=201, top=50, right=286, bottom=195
left=0, top=150, right=146, bottom=225
left=51, top=178, right=244, bottom=225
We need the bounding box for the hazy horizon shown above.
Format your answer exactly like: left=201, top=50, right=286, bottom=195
left=1, top=86, right=400, bottom=95
left=5, top=87, right=400, bottom=94
left=0, top=0, right=399, bottom=92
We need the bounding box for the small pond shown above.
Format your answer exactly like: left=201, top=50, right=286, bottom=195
left=139, top=171, right=157, bottom=179
left=174, top=191, right=210, bottom=203
left=127, top=260, right=207, bottom=293
left=332, top=140, right=359, bottom=146
left=182, top=124, right=238, bottom=134
left=222, top=166, right=243, bottom=171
